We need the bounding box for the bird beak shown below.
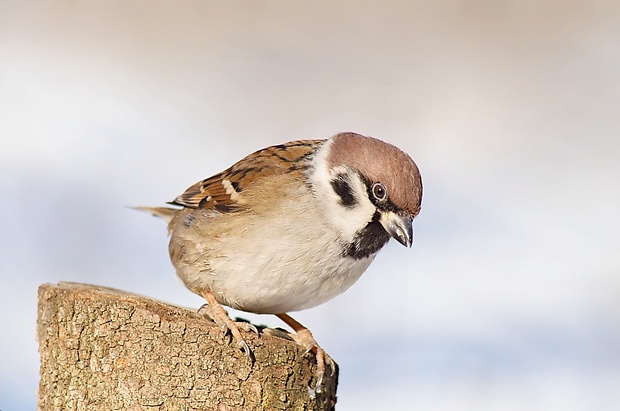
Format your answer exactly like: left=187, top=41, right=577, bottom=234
left=379, top=211, right=413, bottom=247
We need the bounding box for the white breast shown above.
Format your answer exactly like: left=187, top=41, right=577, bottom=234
left=213, top=237, right=376, bottom=314
left=172, top=184, right=377, bottom=314
left=205, top=197, right=376, bottom=313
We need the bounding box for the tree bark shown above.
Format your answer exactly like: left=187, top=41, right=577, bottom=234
left=37, top=283, right=338, bottom=411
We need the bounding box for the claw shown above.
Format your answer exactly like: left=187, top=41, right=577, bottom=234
left=220, top=323, right=230, bottom=338
left=197, top=303, right=215, bottom=322
left=275, top=313, right=335, bottom=394
left=235, top=319, right=260, bottom=336
left=314, top=346, right=326, bottom=393
left=246, top=323, right=259, bottom=336
left=197, top=290, right=256, bottom=363
left=238, top=339, right=253, bottom=361
left=326, top=355, right=336, bottom=376
left=302, top=343, right=314, bottom=357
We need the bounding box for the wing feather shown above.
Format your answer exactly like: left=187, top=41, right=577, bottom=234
left=170, top=139, right=324, bottom=210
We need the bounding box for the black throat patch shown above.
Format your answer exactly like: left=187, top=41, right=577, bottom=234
left=344, top=213, right=390, bottom=259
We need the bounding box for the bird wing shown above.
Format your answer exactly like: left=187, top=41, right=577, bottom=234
left=170, top=139, right=324, bottom=211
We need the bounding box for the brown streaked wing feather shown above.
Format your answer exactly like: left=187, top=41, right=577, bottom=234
left=170, top=139, right=324, bottom=210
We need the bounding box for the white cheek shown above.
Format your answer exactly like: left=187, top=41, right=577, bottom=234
left=308, top=142, right=377, bottom=243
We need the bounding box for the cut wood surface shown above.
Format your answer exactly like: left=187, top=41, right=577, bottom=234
left=37, top=283, right=338, bottom=411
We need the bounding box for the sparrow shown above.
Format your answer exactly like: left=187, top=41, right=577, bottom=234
left=139, top=131, right=422, bottom=392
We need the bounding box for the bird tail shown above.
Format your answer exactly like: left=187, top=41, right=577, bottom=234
left=131, top=206, right=180, bottom=223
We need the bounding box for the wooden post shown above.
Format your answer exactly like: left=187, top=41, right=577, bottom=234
left=37, top=283, right=337, bottom=410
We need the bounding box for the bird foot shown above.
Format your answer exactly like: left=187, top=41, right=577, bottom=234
left=197, top=294, right=254, bottom=361
left=234, top=318, right=260, bottom=336
left=288, top=328, right=335, bottom=393
left=275, top=314, right=335, bottom=394
left=197, top=303, right=216, bottom=322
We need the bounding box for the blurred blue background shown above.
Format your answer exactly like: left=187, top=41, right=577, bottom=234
left=1, top=1, right=619, bottom=409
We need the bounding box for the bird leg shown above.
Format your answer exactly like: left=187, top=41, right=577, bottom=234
left=276, top=313, right=335, bottom=393
left=198, top=289, right=254, bottom=360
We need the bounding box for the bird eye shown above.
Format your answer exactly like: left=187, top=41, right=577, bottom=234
left=372, top=182, right=387, bottom=201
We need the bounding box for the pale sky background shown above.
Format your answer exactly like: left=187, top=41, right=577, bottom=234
left=2, top=1, right=620, bottom=410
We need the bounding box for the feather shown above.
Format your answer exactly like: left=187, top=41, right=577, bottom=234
left=170, top=140, right=323, bottom=211
left=132, top=206, right=179, bottom=223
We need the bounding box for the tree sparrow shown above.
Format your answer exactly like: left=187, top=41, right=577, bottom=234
left=139, top=132, right=422, bottom=392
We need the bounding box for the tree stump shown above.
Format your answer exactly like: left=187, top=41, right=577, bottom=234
left=37, top=283, right=338, bottom=410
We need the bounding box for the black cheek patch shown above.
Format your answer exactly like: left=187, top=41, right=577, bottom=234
left=331, top=176, right=357, bottom=208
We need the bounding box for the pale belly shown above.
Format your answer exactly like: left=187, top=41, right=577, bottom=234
left=179, top=234, right=377, bottom=314
left=169, top=183, right=380, bottom=314
left=171, top=211, right=377, bottom=314
left=211, top=245, right=376, bottom=313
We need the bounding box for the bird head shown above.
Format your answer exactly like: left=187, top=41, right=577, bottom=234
left=309, top=132, right=423, bottom=259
